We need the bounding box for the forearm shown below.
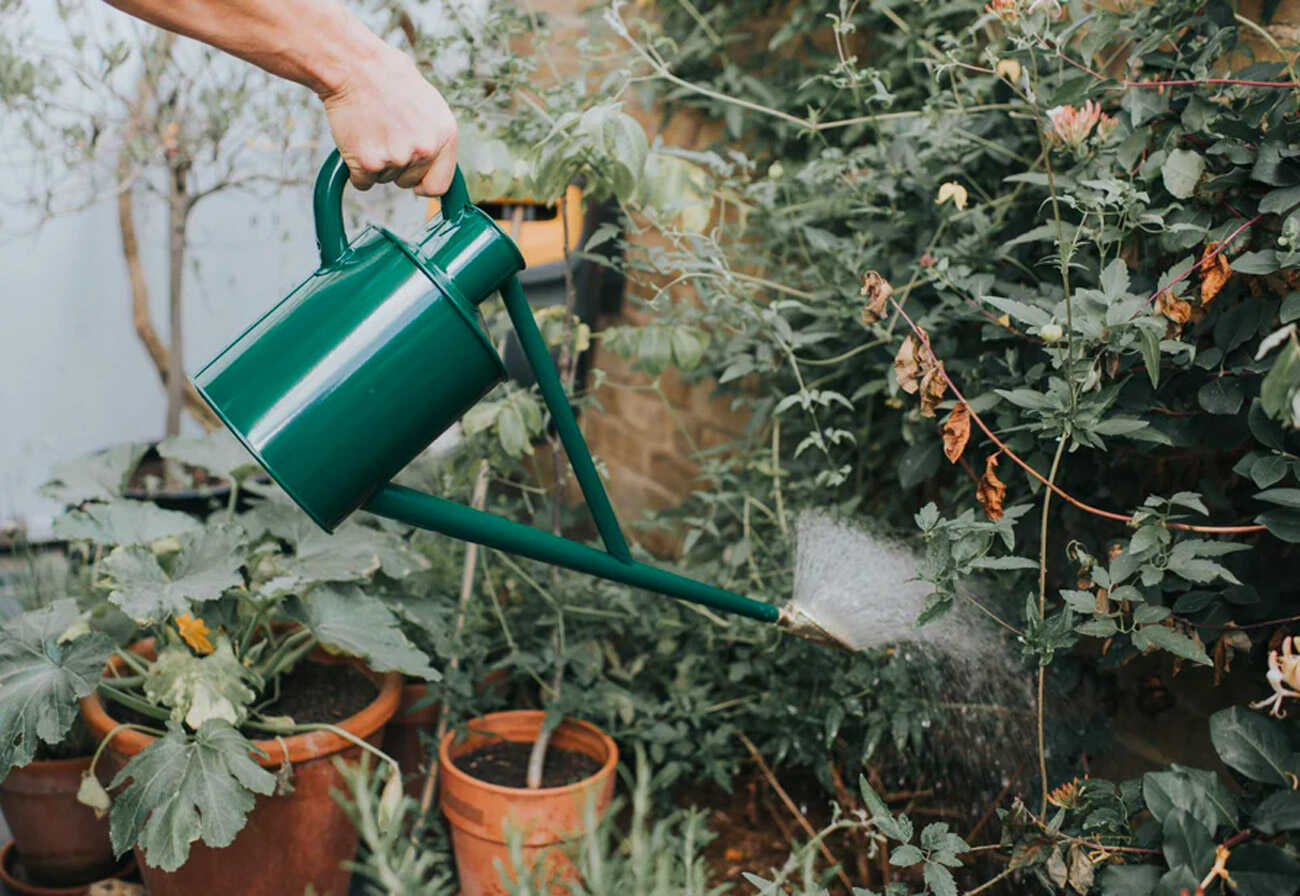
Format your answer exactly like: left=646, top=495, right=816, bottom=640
left=101, top=0, right=383, bottom=97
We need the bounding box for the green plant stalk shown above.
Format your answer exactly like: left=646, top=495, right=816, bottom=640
left=97, top=682, right=171, bottom=723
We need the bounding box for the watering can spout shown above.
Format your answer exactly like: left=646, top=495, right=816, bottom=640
left=195, top=149, right=816, bottom=642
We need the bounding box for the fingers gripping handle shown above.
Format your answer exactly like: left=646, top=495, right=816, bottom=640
left=313, top=149, right=471, bottom=266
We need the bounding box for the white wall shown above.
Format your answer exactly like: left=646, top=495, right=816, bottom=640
left=0, top=0, right=477, bottom=537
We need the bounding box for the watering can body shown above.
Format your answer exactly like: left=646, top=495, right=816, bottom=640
left=194, top=151, right=781, bottom=627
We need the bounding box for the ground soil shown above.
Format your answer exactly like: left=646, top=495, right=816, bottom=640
left=453, top=740, right=602, bottom=788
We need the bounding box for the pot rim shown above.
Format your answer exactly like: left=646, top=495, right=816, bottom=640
left=0, top=840, right=135, bottom=896
left=438, top=709, right=618, bottom=798
left=80, top=637, right=401, bottom=767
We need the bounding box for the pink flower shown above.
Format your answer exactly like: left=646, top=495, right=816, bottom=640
left=1096, top=113, right=1118, bottom=143
left=1027, top=0, right=1063, bottom=17
left=1047, top=100, right=1102, bottom=148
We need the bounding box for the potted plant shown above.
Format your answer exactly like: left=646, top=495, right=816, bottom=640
left=30, top=434, right=443, bottom=893
left=438, top=709, right=618, bottom=896
left=0, top=553, right=133, bottom=895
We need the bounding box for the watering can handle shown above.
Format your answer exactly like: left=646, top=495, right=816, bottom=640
left=313, top=149, right=471, bottom=267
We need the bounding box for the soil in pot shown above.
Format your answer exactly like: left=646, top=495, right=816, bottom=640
left=81, top=642, right=400, bottom=896
left=440, top=710, right=617, bottom=896
left=453, top=741, right=602, bottom=788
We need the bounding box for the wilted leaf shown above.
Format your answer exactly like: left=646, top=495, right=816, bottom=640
left=0, top=601, right=113, bottom=778
left=977, top=453, right=1006, bottom=521
left=894, top=332, right=925, bottom=394
left=860, top=271, right=894, bottom=325
left=919, top=363, right=948, bottom=418
left=1155, top=290, right=1192, bottom=325
left=941, top=403, right=971, bottom=463
left=158, top=431, right=258, bottom=482
left=109, top=720, right=275, bottom=871
left=1200, top=243, right=1232, bottom=307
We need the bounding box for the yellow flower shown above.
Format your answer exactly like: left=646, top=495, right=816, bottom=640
left=936, top=181, right=969, bottom=210
left=175, top=613, right=215, bottom=655
left=995, top=59, right=1021, bottom=82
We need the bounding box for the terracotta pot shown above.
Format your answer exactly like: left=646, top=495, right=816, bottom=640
left=0, top=840, right=135, bottom=896
left=383, top=670, right=510, bottom=798
left=439, top=710, right=617, bottom=896
left=80, top=639, right=401, bottom=896
left=0, top=756, right=119, bottom=887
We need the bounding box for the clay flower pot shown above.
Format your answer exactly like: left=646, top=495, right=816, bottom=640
left=439, top=710, right=617, bottom=896
left=80, top=640, right=401, bottom=896
left=0, top=840, right=135, bottom=896
left=0, top=756, right=122, bottom=889
left=383, top=670, right=510, bottom=798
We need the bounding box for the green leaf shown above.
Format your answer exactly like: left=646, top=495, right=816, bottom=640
left=1261, top=184, right=1300, bottom=215
left=41, top=443, right=149, bottom=506
left=1099, top=864, right=1160, bottom=896
left=1139, top=626, right=1211, bottom=664
left=1161, top=809, right=1214, bottom=878
left=1162, top=149, right=1205, bottom=199
left=1210, top=707, right=1299, bottom=785
left=1259, top=509, right=1300, bottom=542
left=889, top=844, right=923, bottom=866
left=1140, top=327, right=1161, bottom=388
left=922, top=862, right=957, bottom=896
left=1260, top=339, right=1300, bottom=425
left=109, top=720, right=275, bottom=871
left=51, top=500, right=201, bottom=546
left=1142, top=766, right=1236, bottom=830
left=291, top=584, right=438, bottom=680
left=0, top=601, right=113, bottom=778
left=1197, top=379, right=1244, bottom=415
left=1228, top=842, right=1300, bottom=896
left=104, top=524, right=245, bottom=622
left=1231, top=250, right=1280, bottom=275
left=1256, top=488, right=1300, bottom=510
left=1251, top=455, right=1289, bottom=489
left=144, top=637, right=258, bottom=729
left=898, top=441, right=940, bottom=490
left=1282, top=291, right=1300, bottom=324
left=158, top=431, right=259, bottom=482
left=1100, top=258, right=1130, bottom=298
left=1251, top=790, right=1300, bottom=834
left=984, top=297, right=1051, bottom=327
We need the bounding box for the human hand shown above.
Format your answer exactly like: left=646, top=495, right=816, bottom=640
left=319, top=41, right=457, bottom=197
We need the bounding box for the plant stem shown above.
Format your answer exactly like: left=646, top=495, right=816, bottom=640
left=97, top=683, right=171, bottom=722
left=1037, top=434, right=1067, bottom=815
left=415, top=460, right=490, bottom=830
left=245, top=718, right=398, bottom=771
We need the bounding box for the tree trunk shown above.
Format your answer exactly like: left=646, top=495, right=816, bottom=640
left=116, top=33, right=219, bottom=433
left=165, top=160, right=188, bottom=437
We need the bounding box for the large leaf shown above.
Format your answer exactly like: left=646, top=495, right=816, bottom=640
left=158, top=431, right=259, bottom=482
left=1142, top=765, right=1236, bottom=831
left=290, top=584, right=438, bottom=680
left=1252, top=790, right=1300, bottom=834
left=1210, top=707, right=1300, bottom=786
left=1228, top=842, right=1300, bottom=896
left=267, top=523, right=428, bottom=592
left=1160, top=809, right=1214, bottom=879
left=109, top=720, right=275, bottom=871
left=104, top=524, right=245, bottom=621
left=143, top=637, right=258, bottom=729
left=0, top=600, right=113, bottom=778
left=40, top=443, right=148, bottom=506
left=51, top=500, right=200, bottom=546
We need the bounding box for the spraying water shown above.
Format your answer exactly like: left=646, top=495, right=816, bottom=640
left=782, top=511, right=981, bottom=657
left=783, top=512, right=1035, bottom=815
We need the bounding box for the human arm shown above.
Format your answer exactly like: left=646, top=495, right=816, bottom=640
left=102, top=0, right=457, bottom=195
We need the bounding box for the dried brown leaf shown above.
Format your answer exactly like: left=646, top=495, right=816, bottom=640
left=1155, top=289, right=1192, bottom=325
left=1200, top=242, right=1232, bottom=307
left=941, top=402, right=971, bottom=463
left=894, top=333, right=924, bottom=394
left=977, top=452, right=1006, bottom=521
left=859, top=270, right=894, bottom=326
left=919, top=363, right=948, bottom=418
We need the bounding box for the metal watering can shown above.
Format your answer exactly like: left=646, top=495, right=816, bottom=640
left=193, top=152, right=828, bottom=637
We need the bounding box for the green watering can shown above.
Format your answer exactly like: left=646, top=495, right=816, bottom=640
left=194, top=151, right=812, bottom=636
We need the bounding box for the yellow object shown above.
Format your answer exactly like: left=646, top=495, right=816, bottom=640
left=427, top=185, right=582, bottom=268
left=175, top=612, right=215, bottom=654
